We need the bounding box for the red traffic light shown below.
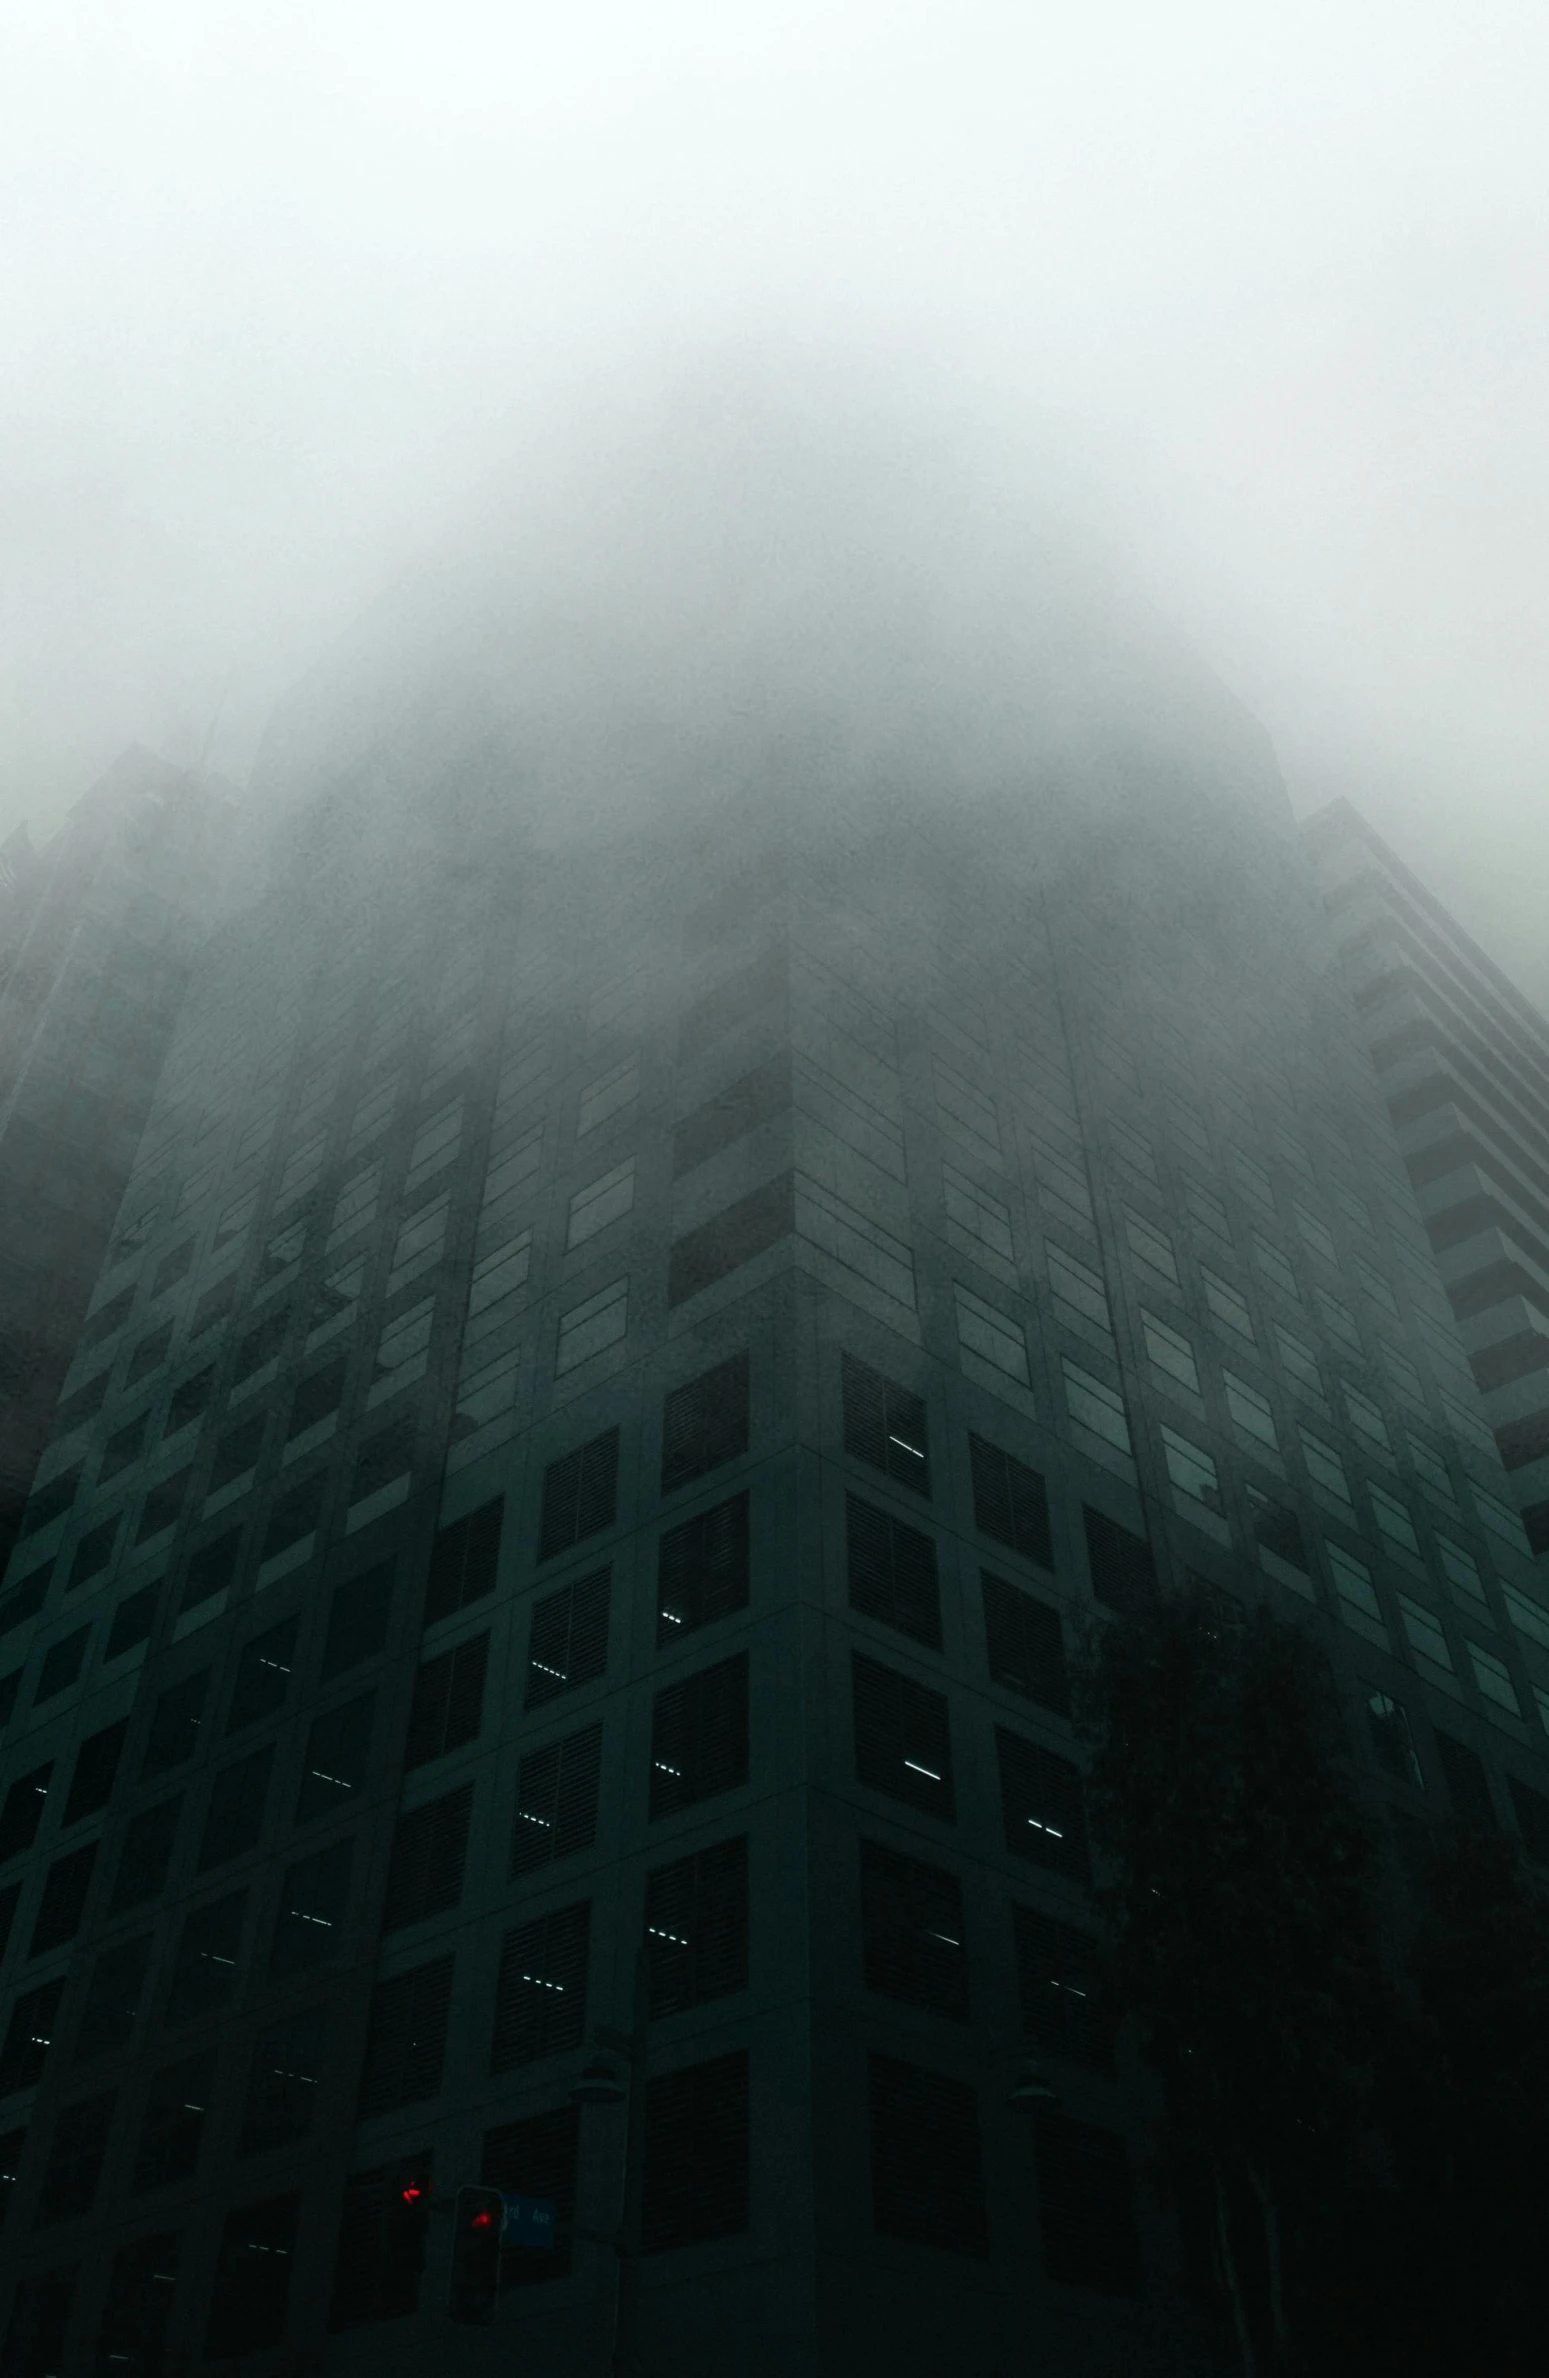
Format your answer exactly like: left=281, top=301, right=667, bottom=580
left=400, top=2185, right=425, bottom=2206
left=470, top=2207, right=495, bottom=2230
left=449, top=2184, right=504, bottom=2324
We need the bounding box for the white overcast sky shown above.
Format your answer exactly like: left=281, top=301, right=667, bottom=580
left=3, top=3, right=1546, bottom=999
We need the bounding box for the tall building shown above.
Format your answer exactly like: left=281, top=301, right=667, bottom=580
left=1, top=478, right=1548, bottom=2378
left=1304, top=800, right=1549, bottom=1571
left=0, top=751, right=233, bottom=1579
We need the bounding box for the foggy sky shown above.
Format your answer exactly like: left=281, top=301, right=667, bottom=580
left=3, top=4, right=1547, bottom=1000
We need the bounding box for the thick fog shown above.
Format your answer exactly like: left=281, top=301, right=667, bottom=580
left=4, top=4, right=1547, bottom=996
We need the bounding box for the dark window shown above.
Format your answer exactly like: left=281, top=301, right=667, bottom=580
left=406, top=1637, right=488, bottom=1765
left=34, top=2088, right=115, bottom=2225
left=666, top=1171, right=795, bottom=1308
left=167, top=1364, right=215, bottom=1435
left=482, top=2107, right=578, bottom=2287
left=868, top=2053, right=987, bottom=2256
left=1249, top=1492, right=1308, bottom=1571
left=73, top=1935, right=150, bottom=2061
left=526, top=1572, right=610, bottom=1708
left=677, top=939, right=787, bottom=1060
left=29, top=1843, right=97, bottom=1955
left=982, top=1574, right=1069, bottom=1713
left=141, top=1669, right=209, bottom=1777
left=538, top=1430, right=619, bottom=1562
left=100, top=1412, right=149, bottom=1485
left=358, top=1958, right=454, bottom=2117
left=641, top=2050, right=750, bottom=2252
left=1367, top=1691, right=1422, bottom=1789
left=328, top=2156, right=431, bottom=2332
left=0, top=1883, right=17, bottom=1963
left=672, top=1053, right=791, bottom=1177
left=351, top=1419, right=416, bottom=1508
left=491, top=1903, right=591, bottom=2071
left=95, top=2230, right=180, bottom=2376
left=384, top=1787, right=472, bottom=1930
left=1032, top=2111, right=1142, bottom=2294
left=0, top=1979, right=64, bottom=2096
left=645, top=1836, right=749, bottom=2017
left=846, top=1495, right=941, bottom=1646
left=181, top=1526, right=243, bottom=1614
left=0, top=1763, right=52, bottom=1860
left=204, top=2192, right=299, bottom=2357
left=109, top=1799, right=180, bottom=1914
left=166, top=1891, right=245, bottom=2021
left=19, top=1468, right=80, bottom=1540
left=968, top=1432, right=1053, bottom=1567
left=1435, top=1730, right=1496, bottom=1830
left=261, top=1470, right=326, bottom=1561
left=135, top=1466, right=191, bottom=1546
left=288, top=1358, right=347, bottom=1440
left=126, top=1320, right=175, bottom=1386
left=210, top=1417, right=264, bottom=1494
left=238, top=2005, right=330, bottom=2154
left=842, top=1353, right=930, bottom=1495
left=233, top=1308, right=288, bottom=1384
left=0, top=1670, right=16, bottom=1731
left=656, top=1493, right=750, bottom=1642
left=859, top=1840, right=969, bottom=2018
left=198, top=1745, right=274, bottom=1870
left=53, top=1369, right=111, bottom=1437
left=81, top=1287, right=134, bottom=1349
left=323, top=1563, right=394, bottom=1676
left=271, top=1840, right=354, bottom=1975
left=997, top=1730, right=1088, bottom=1881
left=511, top=1727, right=602, bottom=1876
left=132, top=2052, right=214, bottom=2192
left=852, top=1652, right=955, bottom=1820
left=67, top=1515, right=118, bottom=1590
left=0, top=1570, right=50, bottom=1637
left=227, top=1617, right=298, bottom=1732
left=661, top=1352, right=750, bottom=1492
left=0, top=2123, right=26, bottom=2226
left=649, top=1654, right=749, bottom=1817
left=1015, top=1907, right=1114, bottom=2072
left=424, top=1500, right=502, bottom=1623
left=1524, top=1498, right=1549, bottom=1558
left=296, top=1694, right=375, bottom=1822
left=4, top=2265, right=76, bottom=2378
left=190, top=1275, right=236, bottom=1338
left=1083, top=1507, right=1157, bottom=1614
left=105, top=1583, right=157, bottom=1661
left=1509, top=1774, right=1549, bottom=1863
left=153, top=1240, right=195, bottom=1298
left=34, top=1627, right=89, bottom=1704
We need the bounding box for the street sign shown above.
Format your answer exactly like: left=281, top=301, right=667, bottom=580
left=501, top=2192, right=557, bottom=2249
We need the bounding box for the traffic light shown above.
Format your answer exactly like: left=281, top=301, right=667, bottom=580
left=448, top=2184, right=503, bottom=2324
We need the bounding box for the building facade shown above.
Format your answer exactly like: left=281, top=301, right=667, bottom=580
left=2, top=632, right=1549, bottom=2378
left=1304, top=800, right=1549, bottom=1573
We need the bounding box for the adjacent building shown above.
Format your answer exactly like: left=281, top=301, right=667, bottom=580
left=2, top=555, right=1548, bottom=2378
left=1304, top=799, right=1549, bottom=1570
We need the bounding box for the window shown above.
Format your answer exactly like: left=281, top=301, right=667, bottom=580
left=1201, top=1267, right=1255, bottom=1342
left=942, top=1162, right=1014, bottom=1262
left=1124, top=1211, right=1178, bottom=1285
left=1015, top=1906, right=1113, bottom=2071
left=1142, top=1308, right=1198, bottom=1393
left=1300, top=1428, right=1353, bottom=1509
left=797, top=1175, right=916, bottom=1309
left=982, top=1574, right=1068, bottom=1713
left=100, top=1409, right=150, bottom=1484
left=846, top=1496, right=942, bottom=1647
left=358, top=1959, right=453, bottom=2118
left=954, top=1282, right=1031, bottom=1387
left=166, top=1890, right=246, bottom=2021
left=4, top=2269, right=76, bottom=2372
left=481, top=2108, right=579, bottom=2288
left=19, top=1466, right=81, bottom=1540
left=526, top=1573, right=610, bottom=1707
left=34, top=1626, right=90, bottom=1705
left=1368, top=1482, right=1421, bottom=1558
left=1047, top=1242, right=1112, bottom=1338
left=649, top=1654, right=749, bottom=1816
left=261, top=1469, right=326, bottom=1560
left=386, top=1204, right=449, bottom=1304
left=841, top=1354, right=930, bottom=1494
left=1293, top=1202, right=1337, bottom=1264
left=232, top=1309, right=287, bottom=1386
left=933, top=1058, right=1000, bottom=1151
left=1316, top=1286, right=1362, bottom=1354
left=296, top=1693, right=375, bottom=1820
left=645, top=1837, right=749, bottom=2016
left=384, top=1787, right=473, bottom=1929
left=1329, top=1545, right=1388, bottom=1647
left=271, top=1840, right=354, bottom=1975
left=329, top=2152, right=436, bottom=2331
left=567, top=1157, right=636, bottom=1250
left=1434, top=1732, right=1495, bottom=1830
left=1343, top=1384, right=1392, bottom=1453
left=1508, top=1776, right=1549, bottom=1864
left=288, top=1358, right=347, bottom=1440
left=968, top=1435, right=1053, bottom=1569
left=1223, top=1371, right=1279, bottom=1454
left=510, top=1725, right=602, bottom=1876
left=0, top=1978, right=64, bottom=2096
left=198, top=1745, right=274, bottom=1869
left=556, top=1276, right=629, bottom=1372
left=407, top=1637, right=487, bottom=1764
left=228, top=1616, right=299, bottom=1732
left=538, top=1430, right=619, bottom=1561
left=35, top=2089, right=115, bottom=2225
left=1083, top=1508, right=1157, bottom=1614
left=996, top=1729, right=1088, bottom=1880
left=106, top=1583, right=157, bottom=1661
left=1468, top=1641, right=1520, bottom=1717
left=673, top=1053, right=791, bottom=1178
left=95, top=2231, right=180, bottom=2375
left=667, top=1173, right=796, bottom=1307
left=0, top=1761, right=51, bottom=1860
left=868, top=2054, right=987, bottom=2256
left=1367, top=1692, right=1423, bottom=1789
left=641, top=2052, right=750, bottom=2253
left=405, top=1100, right=463, bottom=1192
left=490, top=1903, right=591, bottom=2071
left=1062, top=1360, right=1132, bottom=1458
left=859, top=1839, right=969, bottom=2018
left=662, top=1353, right=750, bottom=1491
left=350, top=1418, right=415, bottom=1507
left=425, top=1498, right=502, bottom=1622
left=1252, top=1232, right=1300, bottom=1302
left=1032, top=2111, right=1142, bottom=2294
left=657, top=1493, right=750, bottom=1641
left=167, top=1364, right=215, bottom=1436
left=1274, top=1320, right=1323, bottom=1399
left=136, top=1465, right=192, bottom=1546
left=131, top=2051, right=214, bottom=2191
left=239, top=2005, right=331, bottom=2153
left=1247, top=1486, right=1308, bottom=1576
left=1184, top=1179, right=1231, bottom=1241
left=204, top=2193, right=299, bottom=2358
left=577, top=1053, right=640, bottom=1136
left=63, top=1720, right=128, bottom=1826
left=142, top=1669, right=210, bottom=1777
left=851, top=1652, right=954, bottom=1820
left=109, top=1800, right=180, bottom=1915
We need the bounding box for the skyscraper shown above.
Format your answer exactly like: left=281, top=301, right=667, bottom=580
left=1, top=456, right=1547, bottom=2377
left=1304, top=798, right=1549, bottom=1572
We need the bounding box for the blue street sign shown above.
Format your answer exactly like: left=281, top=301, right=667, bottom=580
left=500, top=2192, right=557, bottom=2248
